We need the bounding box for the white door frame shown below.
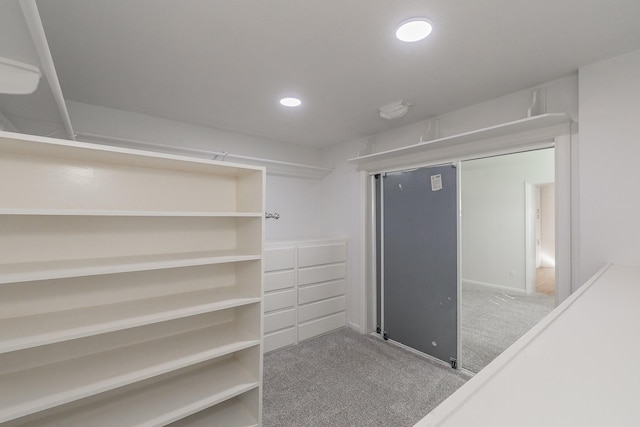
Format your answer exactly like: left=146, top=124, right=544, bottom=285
left=525, top=182, right=539, bottom=295
left=359, top=123, right=574, bottom=333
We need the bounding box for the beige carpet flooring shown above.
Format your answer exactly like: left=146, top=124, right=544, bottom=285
left=263, top=328, right=468, bottom=427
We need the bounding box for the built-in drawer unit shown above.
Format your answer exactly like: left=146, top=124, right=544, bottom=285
left=263, top=240, right=348, bottom=353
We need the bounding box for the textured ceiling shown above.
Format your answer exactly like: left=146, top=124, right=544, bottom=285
left=14, top=1, right=640, bottom=146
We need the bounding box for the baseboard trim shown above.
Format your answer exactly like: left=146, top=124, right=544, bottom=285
left=347, top=321, right=361, bottom=332
left=462, top=279, right=526, bottom=294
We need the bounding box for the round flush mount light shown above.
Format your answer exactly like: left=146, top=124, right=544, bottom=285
left=395, top=18, right=433, bottom=42
left=279, top=97, right=302, bottom=107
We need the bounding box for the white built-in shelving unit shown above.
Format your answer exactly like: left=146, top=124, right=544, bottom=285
left=263, top=239, right=347, bottom=353
left=0, top=130, right=265, bottom=426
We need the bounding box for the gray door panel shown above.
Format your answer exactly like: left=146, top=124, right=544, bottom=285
left=383, top=165, right=458, bottom=363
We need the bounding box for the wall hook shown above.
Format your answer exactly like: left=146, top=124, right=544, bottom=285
left=265, top=212, right=280, bottom=220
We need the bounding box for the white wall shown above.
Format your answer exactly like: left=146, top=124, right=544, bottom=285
left=319, top=140, right=364, bottom=329
left=265, top=175, right=323, bottom=241
left=540, top=183, right=556, bottom=268
left=68, top=101, right=323, bottom=166
left=578, top=48, right=640, bottom=283
left=66, top=101, right=329, bottom=244
left=0, top=0, right=39, bottom=67
left=0, top=0, right=66, bottom=131
left=363, top=75, right=578, bottom=155
left=461, top=150, right=555, bottom=291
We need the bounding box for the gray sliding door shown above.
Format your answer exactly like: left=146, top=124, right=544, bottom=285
left=382, top=165, right=458, bottom=365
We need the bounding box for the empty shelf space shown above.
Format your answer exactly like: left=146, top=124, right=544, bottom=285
left=17, top=358, right=259, bottom=427
left=170, top=398, right=258, bottom=427
left=0, top=250, right=261, bottom=285
left=0, top=287, right=261, bottom=353
left=0, top=324, right=259, bottom=423
left=0, top=209, right=263, bottom=217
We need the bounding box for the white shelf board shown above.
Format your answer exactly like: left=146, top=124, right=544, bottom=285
left=170, top=398, right=258, bottom=427
left=0, top=130, right=265, bottom=177
left=0, top=287, right=261, bottom=353
left=0, top=250, right=261, bottom=285
left=348, top=113, right=569, bottom=167
left=19, top=359, right=259, bottom=427
left=0, top=324, right=259, bottom=423
left=0, top=209, right=263, bottom=217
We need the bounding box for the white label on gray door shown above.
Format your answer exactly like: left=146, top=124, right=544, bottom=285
left=430, top=174, right=442, bottom=191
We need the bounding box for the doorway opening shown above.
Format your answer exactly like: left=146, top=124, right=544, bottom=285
left=528, top=182, right=556, bottom=297
left=372, top=148, right=558, bottom=373
left=364, top=126, right=574, bottom=375
left=460, top=148, right=556, bottom=373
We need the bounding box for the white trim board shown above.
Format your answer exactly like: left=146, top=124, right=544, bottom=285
left=461, top=279, right=526, bottom=295
left=415, top=264, right=625, bottom=426
left=349, top=114, right=569, bottom=173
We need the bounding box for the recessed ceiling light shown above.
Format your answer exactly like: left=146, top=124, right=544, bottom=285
left=395, top=18, right=433, bottom=42
left=280, top=97, right=302, bottom=107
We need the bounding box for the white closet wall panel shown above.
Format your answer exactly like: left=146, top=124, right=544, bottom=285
left=0, top=131, right=264, bottom=426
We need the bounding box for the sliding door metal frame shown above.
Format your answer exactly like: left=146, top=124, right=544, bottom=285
left=369, top=174, right=379, bottom=335
left=363, top=130, right=573, bottom=348
left=379, top=174, right=385, bottom=337
left=455, top=161, right=463, bottom=369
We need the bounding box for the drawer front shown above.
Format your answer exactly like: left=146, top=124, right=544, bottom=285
left=264, top=289, right=296, bottom=312
left=298, top=243, right=346, bottom=268
left=264, top=247, right=295, bottom=272
left=264, top=270, right=295, bottom=292
left=264, top=309, right=296, bottom=333
left=298, top=296, right=346, bottom=323
left=264, top=328, right=296, bottom=353
left=298, top=263, right=346, bottom=286
left=298, top=280, right=346, bottom=305
left=298, top=312, right=346, bottom=342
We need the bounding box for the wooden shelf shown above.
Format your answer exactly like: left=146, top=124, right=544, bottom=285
left=348, top=113, right=569, bottom=169
left=0, top=324, right=259, bottom=423
left=0, top=287, right=260, bottom=353
left=171, top=398, right=258, bottom=427
left=17, top=358, right=259, bottom=427
left=0, top=250, right=261, bottom=285
left=0, top=209, right=263, bottom=217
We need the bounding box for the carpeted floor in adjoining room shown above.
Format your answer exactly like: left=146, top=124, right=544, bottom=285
left=460, top=282, right=555, bottom=373
left=263, top=328, right=468, bottom=427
